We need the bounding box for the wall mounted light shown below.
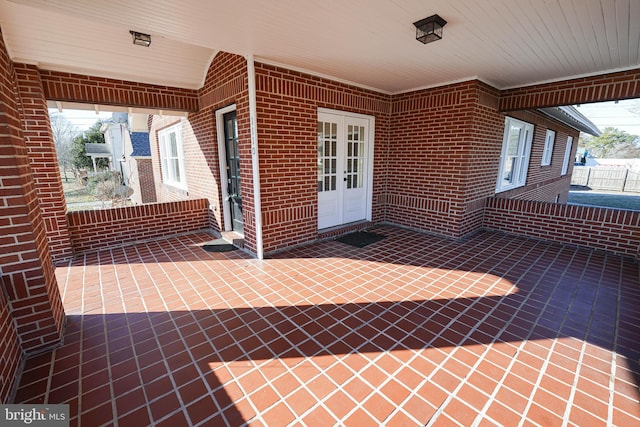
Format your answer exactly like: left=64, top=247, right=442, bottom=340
left=413, top=14, right=447, bottom=44
left=130, top=30, right=151, bottom=47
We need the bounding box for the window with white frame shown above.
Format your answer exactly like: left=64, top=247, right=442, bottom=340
left=561, top=136, right=573, bottom=176
left=496, top=117, right=534, bottom=193
left=158, top=123, right=187, bottom=189
left=541, top=129, right=555, bottom=166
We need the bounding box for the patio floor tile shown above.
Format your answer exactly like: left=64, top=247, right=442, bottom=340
left=12, top=225, right=640, bottom=426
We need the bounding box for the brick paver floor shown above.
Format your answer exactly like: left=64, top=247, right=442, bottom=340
left=13, top=225, right=640, bottom=426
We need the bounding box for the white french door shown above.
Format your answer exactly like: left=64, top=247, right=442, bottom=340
left=317, top=110, right=373, bottom=229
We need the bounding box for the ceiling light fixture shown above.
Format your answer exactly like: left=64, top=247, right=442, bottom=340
left=413, top=14, right=447, bottom=44
left=130, top=30, right=151, bottom=47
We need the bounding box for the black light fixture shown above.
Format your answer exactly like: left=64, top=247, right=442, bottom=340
left=130, top=30, right=151, bottom=47
left=413, top=14, right=447, bottom=44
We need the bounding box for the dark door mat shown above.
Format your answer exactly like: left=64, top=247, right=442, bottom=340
left=335, top=231, right=386, bottom=248
left=202, top=239, right=238, bottom=252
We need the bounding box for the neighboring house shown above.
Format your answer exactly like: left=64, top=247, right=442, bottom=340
left=99, top=114, right=128, bottom=178
left=126, top=113, right=158, bottom=205
left=84, top=142, right=114, bottom=172
left=93, top=112, right=158, bottom=205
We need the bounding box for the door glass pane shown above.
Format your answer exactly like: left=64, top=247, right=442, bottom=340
left=318, top=120, right=338, bottom=193
left=345, top=122, right=365, bottom=189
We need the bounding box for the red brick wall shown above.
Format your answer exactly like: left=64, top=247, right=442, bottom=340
left=40, top=70, right=199, bottom=112
left=0, top=28, right=64, bottom=398
left=148, top=53, right=255, bottom=250
left=255, top=63, right=391, bottom=253
left=14, top=63, right=73, bottom=263
left=459, top=82, right=504, bottom=236
left=66, top=199, right=209, bottom=254
left=148, top=116, right=192, bottom=204
left=388, top=81, right=478, bottom=237
left=0, top=281, right=21, bottom=403
left=500, top=68, right=640, bottom=111
left=484, top=198, right=640, bottom=260
left=491, top=110, right=580, bottom=203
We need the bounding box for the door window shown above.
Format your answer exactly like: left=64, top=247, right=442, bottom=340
left=318, top=121, right=338, bottom=192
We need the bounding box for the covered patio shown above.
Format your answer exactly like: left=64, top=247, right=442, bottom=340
left=13, top=226, right=640, bottom=426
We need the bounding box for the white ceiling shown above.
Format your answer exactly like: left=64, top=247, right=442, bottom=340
left=1, top=0, right=639, bottom=94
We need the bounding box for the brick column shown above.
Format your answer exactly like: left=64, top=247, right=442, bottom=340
left=0, top=29, right=64, bottom=362
left=14, top=63, right=73, bottom=263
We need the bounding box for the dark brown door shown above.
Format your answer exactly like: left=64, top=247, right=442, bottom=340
left=223, top=111, right=242, bottom=233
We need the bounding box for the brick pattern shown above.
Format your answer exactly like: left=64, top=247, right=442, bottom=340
left=458, top=83, right=504, bottom=237
left=14, top=63, right=73, bottom=263
left=66, top=199, right=210, bottom=255
left=198, top=53, right=254, bottom=252
left=255, top=63, right=391, bottom=253
left=500, top=68, right=640, bottom=111
left=40, top=70, right=199, bottom=113
left=484, top=197, right=640, bottom=259
left=494, top=109, right=580, bottom=202
left=0, top=29, right=65, bottom=390
left=148, top=53, right=257, bottom=251
left=0, top=281, right=21, bottom=403
left=388, top=81, right=478, bottom=237
left=136, top=158, right=157, bottom=204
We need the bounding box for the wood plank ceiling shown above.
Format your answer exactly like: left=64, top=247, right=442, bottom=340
left=0, top=0, right=638, bottom=94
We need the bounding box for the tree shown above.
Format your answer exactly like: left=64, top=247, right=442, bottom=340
left=580, top=127, right=639, bottom=159
left=71, top=120, right=108, bottom=171
left=49, top=112, right=78, bottom=181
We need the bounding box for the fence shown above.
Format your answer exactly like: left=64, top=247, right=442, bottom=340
left=571, top=166, right=640, bottom=192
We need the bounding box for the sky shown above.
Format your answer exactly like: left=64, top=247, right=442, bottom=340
left=49, top=108, right=113, bottom=134
left=575, top=99, right=640, bottom=137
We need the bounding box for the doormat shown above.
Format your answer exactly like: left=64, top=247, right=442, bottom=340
left=335, top=231, right=386, bottom=248
left=202, top=239, right=238, bottom=252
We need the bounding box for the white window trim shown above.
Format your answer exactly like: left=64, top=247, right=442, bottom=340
left=496, top=117, right=534, bottom=193
left=541, top=129, right=555, bottom=166
left=158, top=122, right=187, bottom=190
left=561, top=136, right=573, bottom=176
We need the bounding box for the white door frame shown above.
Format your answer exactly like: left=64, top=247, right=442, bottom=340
left=317, top=107, right=375, bottom=229
left=216, top=104, right=237, bottom=233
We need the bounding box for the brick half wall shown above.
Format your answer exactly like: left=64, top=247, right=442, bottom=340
left=484, top=197, right=640, bottom=260
left=66, top=199, right=210, bottom=254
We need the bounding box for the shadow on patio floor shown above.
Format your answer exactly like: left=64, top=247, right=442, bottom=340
left=14, top=226, right=640, bottom=426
